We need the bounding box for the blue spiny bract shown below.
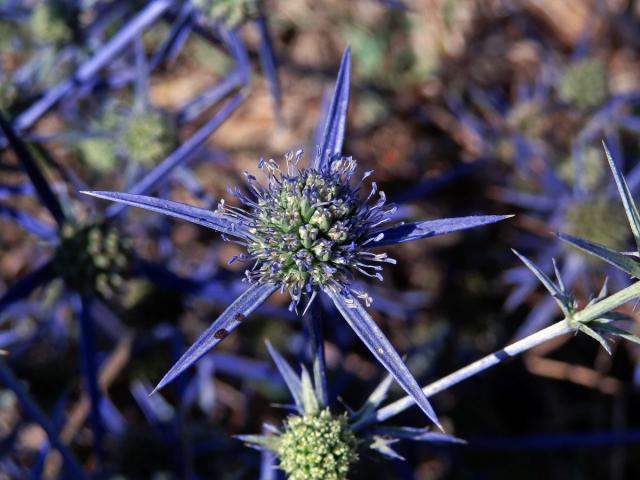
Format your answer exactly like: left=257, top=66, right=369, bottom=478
left=221, top=150, right=395, bottom=310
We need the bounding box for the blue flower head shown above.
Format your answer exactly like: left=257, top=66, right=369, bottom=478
left=83, top=47, right=511, bottom=429
left=221, top=150, right=396, bottom=310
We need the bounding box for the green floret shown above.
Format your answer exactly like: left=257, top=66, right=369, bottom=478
left=558, top=59, right=608, bottom=111
left=277, top=409, right=359, bottom=480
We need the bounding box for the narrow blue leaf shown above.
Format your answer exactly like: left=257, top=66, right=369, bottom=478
left=77, top=295, right=104, bottom=466
left=602, top=141, right=640, bottom=252
left=314, top=47, right=351, bottom=170
left=265, top=340, right=304, bottom=413
left=511, top=250, right=571, bottom=317
left=557, top=232, right=640, bottom=278
left=149, top=2, right=194, bottom=69
left=577, top=323, right=612, bottom=355
left=324, top=287, right=441, bottom=429
left=372, top=426, right=466, bottom=444
left=0, top=204, right=55, bottom=238
left=255, top=14, right=282, bottom=123
left=0, top=113, right=66, bottom=226
left=177, top=70, right=244, bottom=124
left=153, top=282, right=278, bottom=393
left=0, top=261, right=54, bottom=316
left=367, top=215, right=513, bottom=247
left=82, top=191, right=249, bottom=238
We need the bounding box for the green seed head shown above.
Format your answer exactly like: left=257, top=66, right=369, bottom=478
left=193, top=0, right=258, bottom=26
left=122, top=110, right=177, bottom=167
left=30, top=1, right=74, bottom=45
left=53, top=221, right=132, bottom=298
left=78, top=137, right=119, bottom=173
left=277, top=409, right=359, bottom=480
left=558, top=58, right=608, bottom=111
left=563, top=196, right=629, bottom=252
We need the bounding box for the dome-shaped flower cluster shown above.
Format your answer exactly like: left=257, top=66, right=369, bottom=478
left=220, top=150, right=396, bottom=309
left=277, top=408, right=358, bottom=480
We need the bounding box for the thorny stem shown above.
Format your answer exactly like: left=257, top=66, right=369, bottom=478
left=303, top=301, right=328, bottom=406
left=373, top=280, right=640, bottom=425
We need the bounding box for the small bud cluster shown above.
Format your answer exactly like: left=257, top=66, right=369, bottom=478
left=558, top=58, right=608, bottom=111
left=277, top=409, right=359, bottom=480
left=220, top=151, right=396, bottom=309
left=53, top=221, right=132, bottom=298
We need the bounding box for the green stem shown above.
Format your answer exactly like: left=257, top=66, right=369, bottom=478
left=373, top=280, right=640, bottom=425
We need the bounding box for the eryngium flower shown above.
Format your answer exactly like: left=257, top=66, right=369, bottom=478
left=83, top=149, right=509, bottom=429
left=222, top=151, right=395, bottom=308
left=82, top=48, right=510, bottom=429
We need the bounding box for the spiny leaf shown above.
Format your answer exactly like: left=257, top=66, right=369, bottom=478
left=314, top=46, right=351, bottom=171
left=300, top=365, right=319, bottom=415
left=368, top=215, right=513, bottom=247
left=593, top=323, right=640, bottom=346
left=603, top=141, right=640, bottom=252
left=325, top=287, right=442, bottom=430
left=352, top=374, right=393, bottom=425
left=153, top=282, right=278, bottom=394
left=235, top=434, right=280, bottom=452
left=82, top=191, right=249, bottom=238
left=557, top=232, right=640, bottom=278
left=577, top=323, right=612, bottom=355
left=265, top=341, right=304, bottom=414
left=512, top=250, right=571, bottom=317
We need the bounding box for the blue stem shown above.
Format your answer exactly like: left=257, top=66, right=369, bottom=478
left=77, top=295, right=105, bottom=469
left=303, top=301, right=328, bottom=406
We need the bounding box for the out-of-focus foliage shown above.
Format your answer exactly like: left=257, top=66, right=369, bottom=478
left=1, top=1, right=640, bottom=479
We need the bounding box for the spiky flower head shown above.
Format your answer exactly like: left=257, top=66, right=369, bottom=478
left=220, top=150, right=396, bottom=309
left=52, top=220, right=132, bottom=298
left=558, top=58, right=608, bottom=111
left=276, top=409, right=358, bottom=480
